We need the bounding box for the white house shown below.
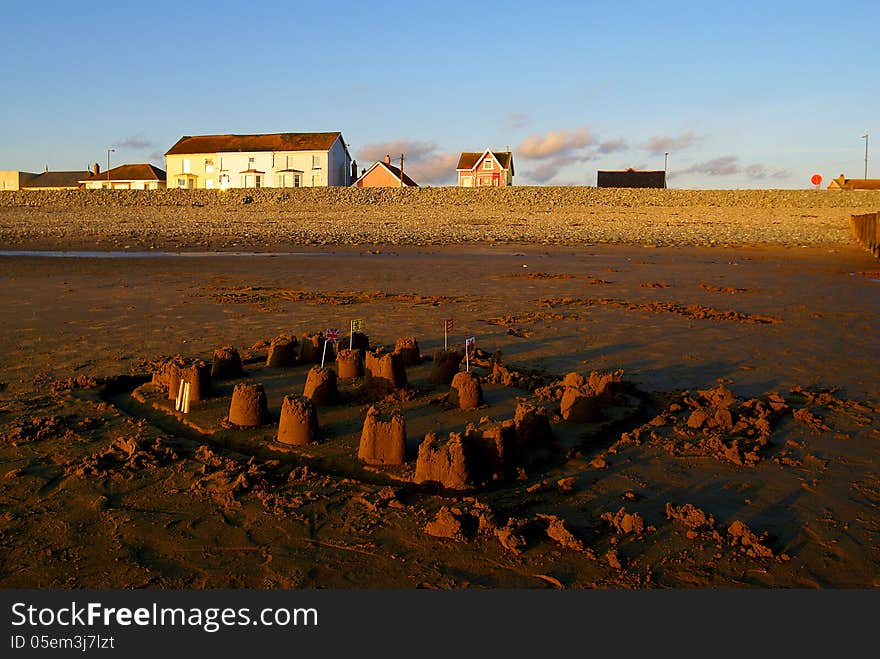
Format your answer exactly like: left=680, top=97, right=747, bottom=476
left=164, top=132, right=353, bottom=189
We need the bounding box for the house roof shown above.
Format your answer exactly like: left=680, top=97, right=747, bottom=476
left=22, top=171, right=90, bottom=188
left=165, top=132, right=343, bottom=156
left=456, top=150, right=514, bottom=171
left=829, top=176, right=880, bottom=190
left=82, top=163, right=166, bottom=182
left=354, top=160, right=419, bottom=187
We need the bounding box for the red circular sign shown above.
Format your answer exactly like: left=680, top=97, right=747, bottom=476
left=810, top=174, right=822, bottom=186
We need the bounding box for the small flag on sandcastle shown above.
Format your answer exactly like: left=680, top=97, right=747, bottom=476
left=350, top=318, right=364, bottom=350
left=321, top=328, right=339, bottom=368
left=444, top=318, right=454, bottom=350
left=465, top=336, right=476, bottom=372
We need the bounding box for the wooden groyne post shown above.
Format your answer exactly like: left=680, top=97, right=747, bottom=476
left=850, top=212, right=880, bottom=258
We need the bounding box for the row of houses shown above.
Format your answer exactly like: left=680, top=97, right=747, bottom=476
left=1, top=131, right=518, bottom=191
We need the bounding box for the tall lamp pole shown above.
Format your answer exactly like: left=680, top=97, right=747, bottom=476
left=664, top=152, right=669, bottom=188
left=107, top=148, right=115, bottom=188
left=862, top=133, right=869, bottom=179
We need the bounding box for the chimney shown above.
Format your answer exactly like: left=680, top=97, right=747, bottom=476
left=351, top=160, right=358, bottom=182
left=384, top=154, right=391, bottom=165
left=93, top=162, right=100, bottom=176
left=361, top=168, right=366, bottom=176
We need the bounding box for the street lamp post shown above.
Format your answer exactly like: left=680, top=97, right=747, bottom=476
left=664, top=152, right=669, bottom=188
left=107, top=148, right=115, bottom=189
left=862, top=133, right=869, bottom=179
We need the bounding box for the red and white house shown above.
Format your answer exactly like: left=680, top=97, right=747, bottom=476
left=456, top=149, right=514, bottom=187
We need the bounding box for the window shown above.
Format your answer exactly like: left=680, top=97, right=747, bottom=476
left=206, top=179, right=214, bottom=189
left=312, top=155, right=321, bottom=169
left=461, top=176, right=472, bottom=187
left=294, top=174, right=301, bottom=188
left=483, top=159, right=493, bottom=170
left=177, top=178, right=187, bottom=188
left=183, top=159, right=191, bottom=174
left=205, top=159, right=214, bottom=173
left=248, top=157, right=256, bottom=168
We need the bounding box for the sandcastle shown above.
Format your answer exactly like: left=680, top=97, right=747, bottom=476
left=429, top=349, right=461, bottom=385
left=211, top=346, right=244, bottom=379
left=357, top=406, right=406, bottom=465
left=365, top=349, right=408, bottom=389
left=335, top=348, right=363, bottom=380
left=349, top=331, right=370, bottom=351
left=228, top=383, right=269, bottom=427
left=303, top=366, right=338, bottom=405
left=153, top=357, right=211, bottom=402
left=393, top=337, right=421, bottom=367
left=450, top=371, right=484, bottom=410
left=277, top=395, right=319, bottom=445
left=266, top=334, right=298, bottom=368
left=298, top=333, right=325, bottom=363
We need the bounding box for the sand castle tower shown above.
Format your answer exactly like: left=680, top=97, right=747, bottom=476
left=336, top=349, right=363, bottom=380
left=450, top=371, right=483, bottom=410
left=393, top=337, right=421, bottom=367
left=358, top=406, right=406, bottom=465
left=303, top=366, right=338, bottom=405
left=277, top=395, right=319, bottom=445
left=228, top=383, right=269, bottom=427
left=365, top=349, right=408, bottom=389
left=266, top=334, right=298, bottom=368
left=211, top=346, right=244, bottom=379
left=430, top=349, right=461, bottom=385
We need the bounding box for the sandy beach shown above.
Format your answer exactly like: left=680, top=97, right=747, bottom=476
left=0, top=191, right=878, bottom=589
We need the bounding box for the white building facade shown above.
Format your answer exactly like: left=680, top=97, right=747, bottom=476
left=164, top=132, right=352, bottom=190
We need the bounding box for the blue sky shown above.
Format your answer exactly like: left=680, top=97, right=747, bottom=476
left=1, top=0, right=876, bottom=187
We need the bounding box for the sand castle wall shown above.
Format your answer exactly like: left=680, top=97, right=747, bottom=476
left=393, top=337, right=421, bottom=366
left=336, top=349, right=363, bottom=379
left=365, top=350, right=407, bottom=389
left=430, top=350, right=461, bottom=385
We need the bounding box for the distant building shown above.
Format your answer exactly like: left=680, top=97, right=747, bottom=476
left=827, top=174, right=880, bottom=191
left=353, top=154, right=418, bottom=188
left=0, top=171, right=38, bottom=190
left=80, top=163, right=166, bottom=190
left=597, top=169, right=666, bottom=189
left=456, top=149, right=514, bottom=187
left=20, top=171, right=90, bottom=190
left=164, top=132, right=352, bottom=189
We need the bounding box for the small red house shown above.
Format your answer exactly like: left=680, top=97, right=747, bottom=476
left=456, top=149, right=514, bottom=187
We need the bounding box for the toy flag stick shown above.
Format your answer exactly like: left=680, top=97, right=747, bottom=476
left=321, top=340, right=328, bottom=368
left=175, top=380, right=185, bottom=411
left=350, top=320, right=353, bottom=351
left=465, top=336, right=475, bottom=372
left=182, top=382, right=191, bottom=414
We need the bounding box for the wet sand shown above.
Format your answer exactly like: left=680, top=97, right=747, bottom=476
left=0, top=244, right=878, bottom=588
